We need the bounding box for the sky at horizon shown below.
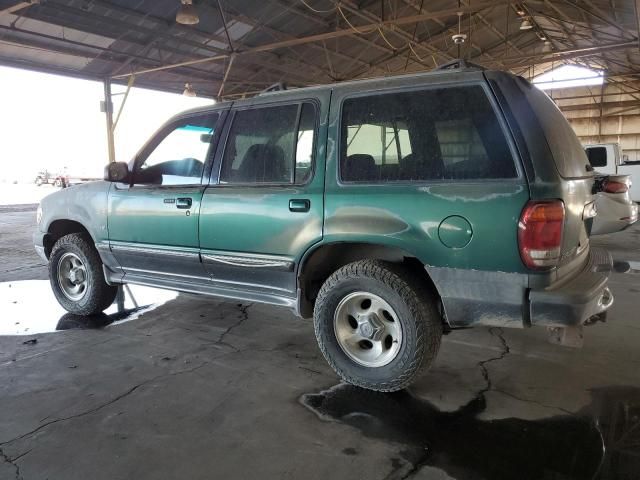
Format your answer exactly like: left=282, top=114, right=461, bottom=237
left=0, top=65, right=213, bottom=182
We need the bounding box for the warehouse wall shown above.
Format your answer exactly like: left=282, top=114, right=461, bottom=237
left=548, top=81, right=640, bottom=161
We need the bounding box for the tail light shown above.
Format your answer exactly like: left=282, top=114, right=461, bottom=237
left=603, top=180, right=628, bottom=194
left=518, top=200, right=565, bottom=269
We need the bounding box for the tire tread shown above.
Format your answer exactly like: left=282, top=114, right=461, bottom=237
left=313, top=260, right=442, bottom=392
left=49, top=233, right=117, bottom=315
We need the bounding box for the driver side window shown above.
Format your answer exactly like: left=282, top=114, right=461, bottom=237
left=135, top=113, right=219, bottom=185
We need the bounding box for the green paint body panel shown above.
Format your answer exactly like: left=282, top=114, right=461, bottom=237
left=322, top=183, right=528, bottom=272
left=108, top=185, right=204, bottom=248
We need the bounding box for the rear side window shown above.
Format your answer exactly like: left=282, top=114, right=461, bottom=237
left=340, top=85, right=516, bottom=182
left=220, top=102, right=316, bottom=185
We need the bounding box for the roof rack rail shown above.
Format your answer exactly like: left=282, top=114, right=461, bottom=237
left=435, top=59, right=485, bottom=71
left=259, top=82, right=287, bottom=95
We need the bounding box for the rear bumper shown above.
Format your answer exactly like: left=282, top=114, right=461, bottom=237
left=529, top=248, right=613, bottom=327
left=591, top=198, right=638, bottom=235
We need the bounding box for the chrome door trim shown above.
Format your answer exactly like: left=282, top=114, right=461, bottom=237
left=110, top=242, right=200, bottom=259
left=201, top=251, right=294, bottom=271
left=210, top=276, right=292, bottom=293
left=124, top=266, right=211, bottom=281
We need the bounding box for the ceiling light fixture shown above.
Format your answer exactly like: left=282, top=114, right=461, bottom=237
left=542, top=41, right=552, bottom=53
left=176, top=0, right=199, bottom=25
left=183, top=82, right=196, bottom=97
left=520, top=19, right=533, bottom=30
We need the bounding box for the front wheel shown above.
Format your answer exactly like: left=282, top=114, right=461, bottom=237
left=49, top=233, right=118, bottom=315
left=313, top=260, right=443, bottom=392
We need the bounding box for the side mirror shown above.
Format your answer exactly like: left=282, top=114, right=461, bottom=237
left=104, top=162, right=130, bottom=183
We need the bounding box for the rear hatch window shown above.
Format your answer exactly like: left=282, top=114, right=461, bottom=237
left=518, top=82, right=593, bottom=179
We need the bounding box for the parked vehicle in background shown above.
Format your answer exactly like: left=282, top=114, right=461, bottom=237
left=53, top=173, right=103, bottom=189
left=591, top=173, right=638, bottom=235
left=35, top=170, right=55, bottom=186
left=585, top=143, right=640, bottom=202
left=34, top=62, right=614, bottom=392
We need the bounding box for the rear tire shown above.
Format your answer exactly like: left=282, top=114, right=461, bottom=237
left=49, top=233, right=117, bottom=315
left=313, top=260, right=442, bottom=392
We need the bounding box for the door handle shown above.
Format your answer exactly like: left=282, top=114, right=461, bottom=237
left=289, top=199, right=310, bottom=212
left=176, top=197, right=192, bottom=209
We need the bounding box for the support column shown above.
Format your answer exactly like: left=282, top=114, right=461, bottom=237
left=103, top=78, right=116, bottom=163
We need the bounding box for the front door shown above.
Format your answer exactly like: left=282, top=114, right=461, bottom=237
left=108, top=111, right=222, bottom=283
left=199, top=96, right=327, bottom=299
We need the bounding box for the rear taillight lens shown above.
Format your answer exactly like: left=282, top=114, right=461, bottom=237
left=518, top=200, right=565, bottom=270
left=603, top=180, right=628, bottom=194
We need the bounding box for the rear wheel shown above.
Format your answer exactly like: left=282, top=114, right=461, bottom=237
left=313, top=260, right=442, bottom=392
left=49, top=233, right=117, bottom=315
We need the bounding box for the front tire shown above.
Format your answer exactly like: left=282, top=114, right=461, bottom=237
left=49, top=233, right=118, bottom=315
left=313, top=260, right=442, bottom=392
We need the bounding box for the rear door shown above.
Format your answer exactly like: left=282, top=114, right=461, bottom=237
left=198, top=91, right=328, bottom=299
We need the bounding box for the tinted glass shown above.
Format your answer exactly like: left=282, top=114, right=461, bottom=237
left=518, top=82, right=592, bottom=178
left=220, top=103, right=316, bottom=185
left=586, top=147, right=607, bottom=168
left=136, top=113, right=218, bottom=185
left=340, top=86, right=516, bottom=182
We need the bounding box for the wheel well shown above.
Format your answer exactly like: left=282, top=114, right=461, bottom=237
left=44, top=220, right=91, bottom=258
left=297, top=242, right=440, bottom=318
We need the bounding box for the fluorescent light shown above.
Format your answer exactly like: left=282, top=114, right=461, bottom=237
left=520, top=19, right=533, bottom=30
left=176, top=0, right=199, bottom=25
left=183, top=83, right=196, bottom=97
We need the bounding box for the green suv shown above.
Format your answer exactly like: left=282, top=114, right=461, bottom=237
left=35, top=63, right=613, bottom=391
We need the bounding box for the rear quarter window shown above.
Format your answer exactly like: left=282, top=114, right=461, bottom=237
left=340, top=85, right=517, bottom=183
left=518, top=83, right=592, bottom=179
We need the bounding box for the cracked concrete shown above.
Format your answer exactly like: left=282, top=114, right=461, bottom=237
left=0, top=445, right=22, bottom=480
left=1, top=206, right=640, bottom=479
left=474, top=327, right=510, bottom=400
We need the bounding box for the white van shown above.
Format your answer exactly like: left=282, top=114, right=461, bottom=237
left=585, top=143, right=640, bottom=202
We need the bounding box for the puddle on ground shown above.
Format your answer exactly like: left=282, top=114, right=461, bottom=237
left=0, top=280, right=177, bottom=335
left=612, top=260, right=640, bottom=274
left=302, top=384, right=640, bottom=480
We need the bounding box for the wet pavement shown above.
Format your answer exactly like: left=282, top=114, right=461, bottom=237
left=1, top=204, right=640, bottom=480
left=0, top=280, right=177, bottom=335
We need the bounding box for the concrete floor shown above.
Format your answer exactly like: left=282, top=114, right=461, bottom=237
left=1, top=204, right=639, bottom=479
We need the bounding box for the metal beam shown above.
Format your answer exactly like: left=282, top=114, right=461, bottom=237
left=494, top=41, right=637, bottom=68
left=112, top=0, right=519, bottom=79
left=0, top=0, right=37, bottom=16
left=103, top=79, right=115, bottom=164
left=560, top=99, right=640, bottom=112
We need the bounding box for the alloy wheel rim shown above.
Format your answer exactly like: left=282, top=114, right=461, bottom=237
left=333, top=291, right=403, bottom=368
left=57, top=252, right=88, bottom=301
